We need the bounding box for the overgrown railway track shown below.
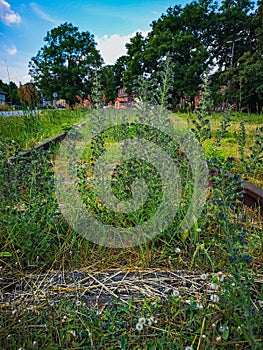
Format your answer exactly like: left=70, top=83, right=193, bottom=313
left=15, top=128, right=263, bottom=215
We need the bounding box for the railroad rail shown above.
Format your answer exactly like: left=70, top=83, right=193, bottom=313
left=242, top=181, right=263, bottom=212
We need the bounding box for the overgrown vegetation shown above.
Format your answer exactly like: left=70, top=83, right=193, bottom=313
left=1, top=33, right=263, bottom=348
left=0, top=96, right=262, bottom=349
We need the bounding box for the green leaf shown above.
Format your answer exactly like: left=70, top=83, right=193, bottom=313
left=0, top=252, right=12, bottom=257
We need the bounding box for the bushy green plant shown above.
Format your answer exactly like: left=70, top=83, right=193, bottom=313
left=191, top=72, right=212, bottom=142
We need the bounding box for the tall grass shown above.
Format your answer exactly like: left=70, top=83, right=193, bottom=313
left=0, top=109, right=89, bottom=150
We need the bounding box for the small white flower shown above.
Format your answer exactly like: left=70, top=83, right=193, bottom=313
left=138, top=317, right=146, bottom=325
left=76, top=300, right=82, bottom=307
left=200, top=274, right=207, bottom=281
left=136, top=322, right=143, bottom=331
left=172, top=289, right=180, bottom=297
left=216, top=336, right=222, bottom=342
left=33, top=341, right=37, bottom=347
left=185, top=346, right=193, bottom=350
left=217, top=272, right=224, bottom=282
left=219, top=325, right=229, bottom=333
left=197, top=228, right=202, bottom=233
left=70, top=330, right=76, bottom=337
left=196, top=302, right=204, bottom=310
left=148, top=316, right=155, bottom=326
left=209, top=283, right=219, bottom=290
left=210, top=294, right=220, bottom=302
left=174, top=247, right=181, bottom=254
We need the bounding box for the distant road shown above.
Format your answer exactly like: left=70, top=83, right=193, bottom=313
left=0, top=110, right=41, bottom=117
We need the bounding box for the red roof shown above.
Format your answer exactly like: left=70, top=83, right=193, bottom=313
left=115, top=97, right=127, bottom=103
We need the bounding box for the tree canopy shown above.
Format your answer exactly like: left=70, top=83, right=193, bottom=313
left=117, top=0, right=261, bottom=111
left=29, top=22, right=103, bottom=106
left=0, top=80, right=19, bottom=105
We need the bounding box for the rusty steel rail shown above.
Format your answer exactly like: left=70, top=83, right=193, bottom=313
left=16, top=120, right=86, bottom=158
left=18, top=131, right=67, bottom=157
left=242, top=181, right=263, bottom=213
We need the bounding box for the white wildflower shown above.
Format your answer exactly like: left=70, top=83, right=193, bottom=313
left=219, top=325, right=229, bottom=333
left=196, top=302, right=204, bottom=310
left=217, top=272, right=224, bottom=282
left=209, top=283, right=219, bottom=290
left=200, top=274, right=207, bottom=281
left=210, top=294, right=220, bottom=302
left=172, top=289, right=180, bottom=297
left=174, top=247, right=181, bottom=254
left=148, top=316, right=155, bottom=326
left=136, top=322, right=143, bottom=331
left=138, top=317, right=146, bottom=325
left=185, top=346, right=193, bottom=350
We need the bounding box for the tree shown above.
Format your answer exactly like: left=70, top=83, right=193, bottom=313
left=29, top=22, right=103, bottom=106
left=113, top=55, right=129, bottom=89
left=254, top=0, right=263, bottom=54
left=17, top=82, right=39, bottom=107
left=0, top=80, right=19, bottom=105
left=122, top=32, right=147, bottom=94
left=121, top=1, right=219, bottom=108
left=101, top=66, right=117, bottom=104
left=211, top=0, right=256, bottom=70
left=213, top=0, right=262, bottom=112
left=143, top=1, right=213, bottom=107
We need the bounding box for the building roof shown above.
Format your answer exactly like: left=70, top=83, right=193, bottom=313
left=115, top=97, right=127, bottom=103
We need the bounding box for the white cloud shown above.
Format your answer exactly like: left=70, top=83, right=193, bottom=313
left=30, top=2, right=60, bottom=25
left=0, top=0, right=21, bottom=25
left=5, top=44, right=17, bottom=55
left=96, top=30, right=149, bottom=65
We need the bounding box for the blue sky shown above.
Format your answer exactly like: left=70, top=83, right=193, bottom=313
left=0, top=0, right=190, bottom=85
